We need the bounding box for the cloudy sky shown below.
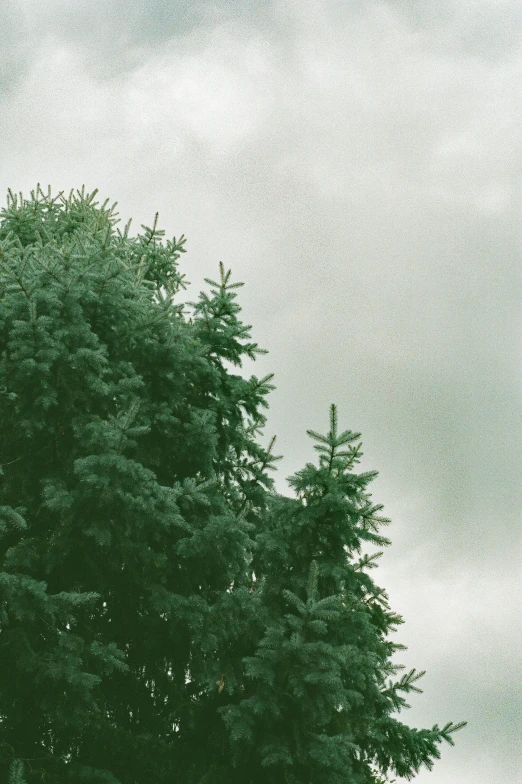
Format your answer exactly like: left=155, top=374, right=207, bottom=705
left=1, top=1, right=521, bottom=781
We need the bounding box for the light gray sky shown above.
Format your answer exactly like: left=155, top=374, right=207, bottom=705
left=1, top=1, right=521, bottom=781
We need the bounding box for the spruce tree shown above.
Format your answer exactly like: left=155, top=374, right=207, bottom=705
left=0, top=185, right=278, bottom=783
left=0, top=185, right=466, bottom=784
left=216, top=405, right=466, bottom=783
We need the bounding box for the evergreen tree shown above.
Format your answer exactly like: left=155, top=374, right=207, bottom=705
left=0, top=185, right=465, bottom=784
left=0, top=185, right=278, bottom=783
left=216, top=405, right=466, bottom=783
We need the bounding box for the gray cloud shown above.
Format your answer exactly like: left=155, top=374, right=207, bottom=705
left=389, top=0, right=522, bottom=61
left=0, top=3, right=36, bottom=98
left=3, top=0, right=280, bottom=83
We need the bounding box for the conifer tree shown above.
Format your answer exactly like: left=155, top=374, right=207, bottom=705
left=215, top=405, right=466, bottom=783
left=0, top=185, right=466, bottom=784
left=0, top=185, right=278, bottom=783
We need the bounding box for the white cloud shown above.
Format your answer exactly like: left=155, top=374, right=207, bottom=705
left=124, top=28, right=275, bottom=156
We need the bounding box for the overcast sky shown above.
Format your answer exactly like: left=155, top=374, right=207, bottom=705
left=1, top=1, right=521, bottom=781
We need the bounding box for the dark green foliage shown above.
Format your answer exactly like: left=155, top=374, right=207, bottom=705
left=8, top=760, right=26, bottom=784
left=0, top=186, right=465, bottom=783
left=215, top=405, right=466, bottom=784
